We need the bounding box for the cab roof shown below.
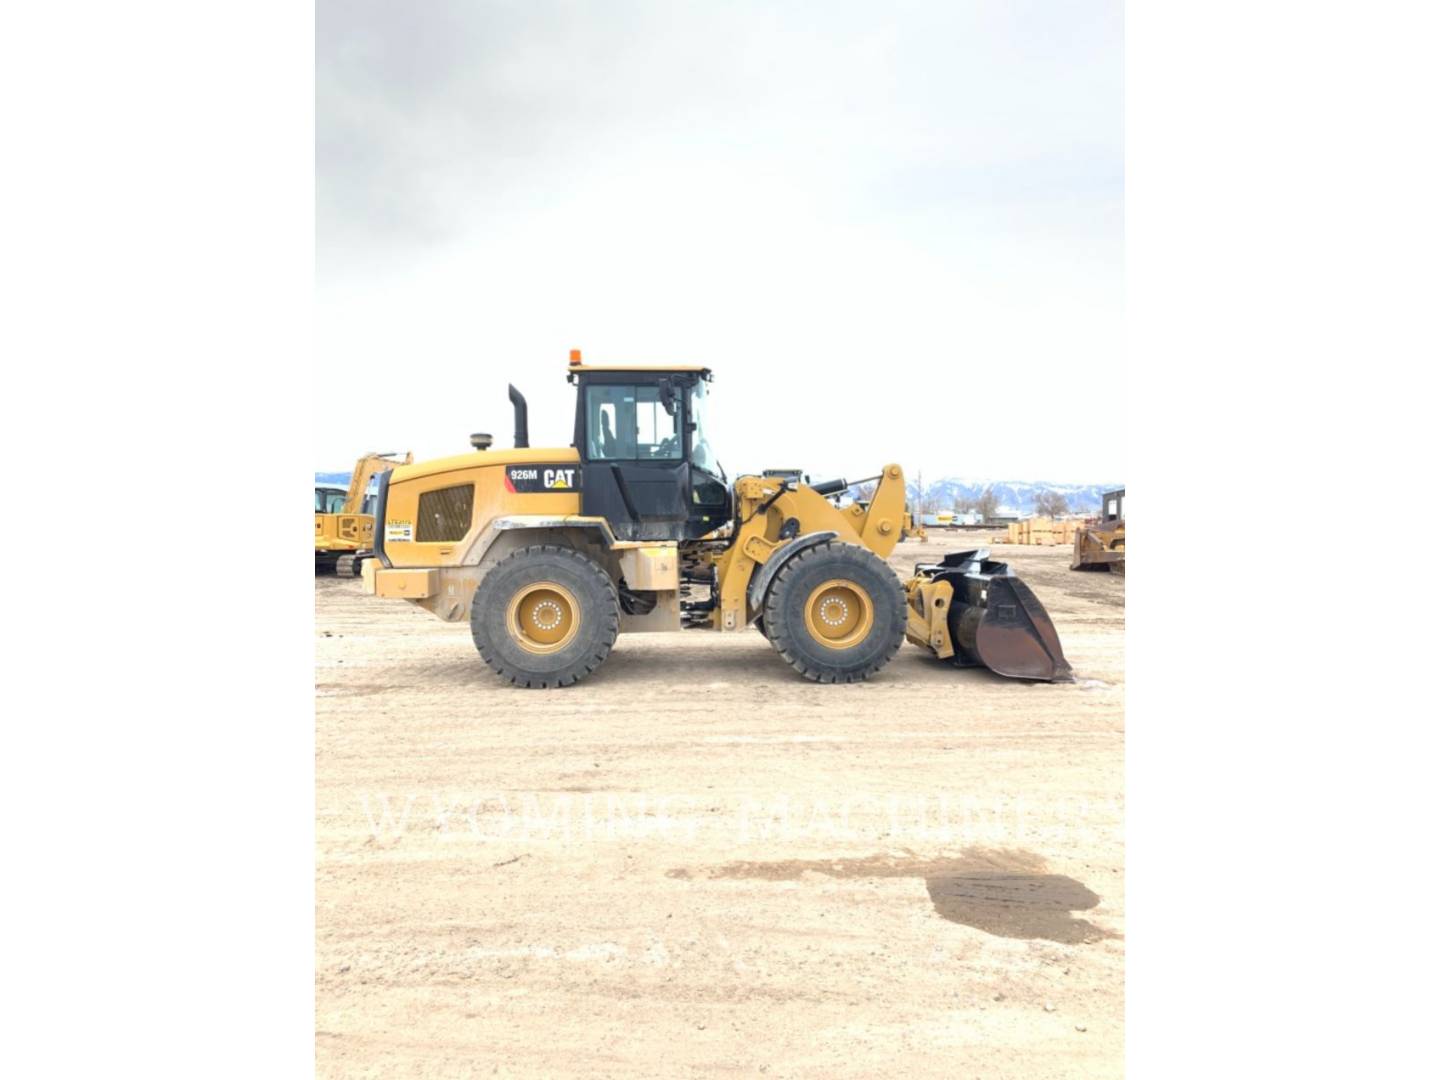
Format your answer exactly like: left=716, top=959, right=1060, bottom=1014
left=565, top=349, right=709, bottom=377
left=568, top=364, right=711, bottom=374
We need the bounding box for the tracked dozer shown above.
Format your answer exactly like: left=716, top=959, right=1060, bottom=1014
left=359, top=353, right=1071, bottom=687
left=1071, top=488, right=1125, bottom=574
left=315, top=452, right=412, bottom=575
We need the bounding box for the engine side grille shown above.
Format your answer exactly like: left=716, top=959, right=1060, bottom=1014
left=417, top=484, right=475, bottom=542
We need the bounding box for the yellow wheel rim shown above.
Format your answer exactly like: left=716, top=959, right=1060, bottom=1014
left=803, top=578, right=874, bottom=650
left=506, top=581, right=581, bottom=654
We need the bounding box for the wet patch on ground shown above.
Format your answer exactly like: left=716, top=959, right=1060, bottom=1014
left=672, top=848, right=1113, bottom=943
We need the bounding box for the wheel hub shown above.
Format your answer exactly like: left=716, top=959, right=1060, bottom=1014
left=506, top=581, right=581, bottom=654
left=803, top=578, right=874, bottom=650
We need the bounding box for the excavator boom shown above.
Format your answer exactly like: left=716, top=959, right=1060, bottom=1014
left=316, top=451, right=413, bottom=575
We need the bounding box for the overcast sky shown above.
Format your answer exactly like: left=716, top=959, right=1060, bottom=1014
left=316, top=0, right=1122, bottom=484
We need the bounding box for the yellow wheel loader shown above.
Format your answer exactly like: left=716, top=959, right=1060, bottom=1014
left=360, top=353, right=1071, bottom=687
left=315, top=452, right=412, bottom=576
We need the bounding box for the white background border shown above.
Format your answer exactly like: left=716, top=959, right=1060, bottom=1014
left=3, top=2, right=1438, bottom=1074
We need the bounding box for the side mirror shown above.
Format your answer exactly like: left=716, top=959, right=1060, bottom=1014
left=657, top=377, right=681, bottom=415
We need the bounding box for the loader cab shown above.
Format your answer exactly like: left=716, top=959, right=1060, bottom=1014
left=569, top=363, right=731, bottom=541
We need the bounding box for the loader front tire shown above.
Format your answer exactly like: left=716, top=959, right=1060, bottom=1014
left=761, top=541, right=906, bottom=683
left=470, top=545, right=620, bottom=688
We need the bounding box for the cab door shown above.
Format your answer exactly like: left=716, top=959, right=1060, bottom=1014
left=577, top=379, right=691, bottom=541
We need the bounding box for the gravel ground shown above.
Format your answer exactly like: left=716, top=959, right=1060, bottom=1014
left=316, top=534, right=1124, bottom=1078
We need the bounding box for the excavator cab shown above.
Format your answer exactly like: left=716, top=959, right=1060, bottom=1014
left=315, top=486, right=347, bottom=514
left=567, top=360, right=731, bottom=541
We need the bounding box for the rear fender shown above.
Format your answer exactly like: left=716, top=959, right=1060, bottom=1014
left=475, top=516, right=619, bottom=573
left=376, top=519, right=622, bottom=625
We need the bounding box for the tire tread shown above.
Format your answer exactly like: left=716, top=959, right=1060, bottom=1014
left=761, top=541, right=906, bottom=683
left=471, top=544, right=620, bottom=689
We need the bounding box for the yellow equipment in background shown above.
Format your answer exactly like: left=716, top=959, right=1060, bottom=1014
left=359, top=352, right=1070, bottom=687
left=316, top=452, right=412, bottom=576
left=901, top=511, right=928, bottom=542
left=1071, top=488, right=1125, bottom=574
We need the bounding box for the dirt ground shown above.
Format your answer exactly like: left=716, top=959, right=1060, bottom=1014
left=316, top=534, right=1124, bottom=1078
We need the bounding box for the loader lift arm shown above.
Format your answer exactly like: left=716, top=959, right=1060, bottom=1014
left=710, top=464, right=907, bottom=630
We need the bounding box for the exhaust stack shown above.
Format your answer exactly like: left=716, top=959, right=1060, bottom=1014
left=508, top=384, right=529, bottom=448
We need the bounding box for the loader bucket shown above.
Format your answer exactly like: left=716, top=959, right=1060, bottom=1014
left=916, top=550, right=1073, bottom=682
left=969, top=574, right=1072, bottom=680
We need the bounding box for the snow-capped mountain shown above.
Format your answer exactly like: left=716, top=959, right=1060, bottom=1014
left=904, top=477, right=1122, bottom=514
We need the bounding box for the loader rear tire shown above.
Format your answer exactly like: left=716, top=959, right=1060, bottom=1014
left=470, top=544, right=620, bottom=689
left=761, top=540, right=906, bottom=683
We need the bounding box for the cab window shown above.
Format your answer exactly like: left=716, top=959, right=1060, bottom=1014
left=586, top=384, right=681, bottom=460
left=316, top=489, right=346, bottom=513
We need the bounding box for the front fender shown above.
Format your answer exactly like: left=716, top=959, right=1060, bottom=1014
left=745, top=530, right=839, bottom=613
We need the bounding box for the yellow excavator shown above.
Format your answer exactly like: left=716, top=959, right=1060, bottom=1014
left=358, top=353, right=1070, bottom=687
left=315, top=452, right=412, bottom=575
